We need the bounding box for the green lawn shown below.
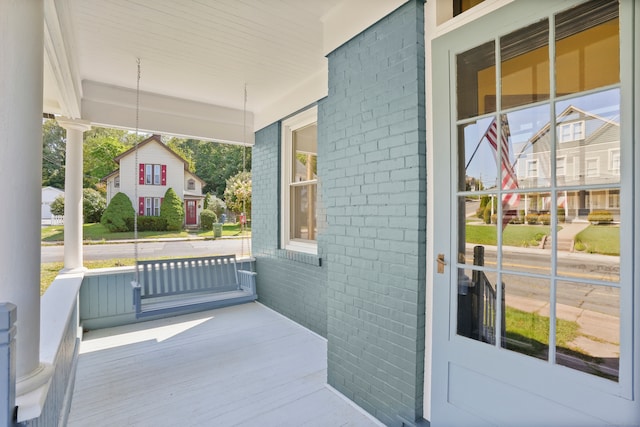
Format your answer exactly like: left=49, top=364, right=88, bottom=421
left=574, top=225, right=620, bottom=256
left=505, top=306, right=579, bottom=356
left=465, top=224, right=551, bottom=247
left=41, top=222, right=250, bottom=242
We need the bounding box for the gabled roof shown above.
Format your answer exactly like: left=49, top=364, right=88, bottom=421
left=114, top=134, right=190, bottom=171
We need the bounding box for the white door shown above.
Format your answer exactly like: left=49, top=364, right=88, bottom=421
left=430, top=1, right=639, bottom=425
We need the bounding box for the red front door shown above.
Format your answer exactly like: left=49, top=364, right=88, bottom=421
left=186, top=200, right=197, bottom=225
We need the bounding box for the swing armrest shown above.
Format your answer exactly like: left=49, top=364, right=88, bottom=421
left=131, top=281, right=142, bottom=313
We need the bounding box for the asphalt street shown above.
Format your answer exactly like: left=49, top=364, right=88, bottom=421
left=41, top=238, right=251, bottom=263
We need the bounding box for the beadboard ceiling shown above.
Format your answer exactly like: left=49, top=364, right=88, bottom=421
left=43, top=0, right=407, bottom=140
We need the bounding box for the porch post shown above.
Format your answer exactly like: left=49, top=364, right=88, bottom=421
left=57, top=119, right=92, bottom=272
left=0, top=0, right=44, bottom=384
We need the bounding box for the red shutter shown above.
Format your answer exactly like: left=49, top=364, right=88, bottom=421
left=139, top=197, right=145, bottom=216
left=161, top=165, right=167, bottom=185
left=139, top=164, right=145, bottom=185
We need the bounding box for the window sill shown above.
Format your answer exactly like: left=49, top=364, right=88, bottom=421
left=276, top=249, right=322, bottom=267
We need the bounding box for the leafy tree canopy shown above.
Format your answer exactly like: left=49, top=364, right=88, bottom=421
left=224, top=171, right=251, bottom=216
left=42, top=119, right=66, bottom=189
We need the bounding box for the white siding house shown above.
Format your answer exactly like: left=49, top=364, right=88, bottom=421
left=104, top=135, right=205, bottom=227
left=41, top=186, right=64, bottom=222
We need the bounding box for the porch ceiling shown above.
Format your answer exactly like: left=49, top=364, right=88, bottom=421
left=44, top=0, right=346, bottom=141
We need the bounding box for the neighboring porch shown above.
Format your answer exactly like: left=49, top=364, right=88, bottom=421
left=67, top=302, right=380, bottom=427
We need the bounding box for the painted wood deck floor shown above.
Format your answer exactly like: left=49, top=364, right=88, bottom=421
left=67, top=302, right=382, bottom=427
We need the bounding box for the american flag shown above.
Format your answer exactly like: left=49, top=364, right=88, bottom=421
left=484, top=115, right=520, bottom=228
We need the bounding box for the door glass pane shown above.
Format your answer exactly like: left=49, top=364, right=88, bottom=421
left=459, top=195, right=498, bottom=269
left=457, top=267, right=498, bottom=344
left=502, top=273, right=550, bottom=361
left=560, top=191, right=620, bottom=282
left=506, top=104, right=551, bottom=189
left=556, top=281, right=619, bottom=381
left=459, top=118, right=498, bottom=192
left=457, top=41, right=495, bottom=120
left=555, top=0, right=619, bottom=96
left=556, top=89, right=620, bottom=187
left=501, top=19, right=549, bottom=110
left=501, top=191, right=551, bottom=276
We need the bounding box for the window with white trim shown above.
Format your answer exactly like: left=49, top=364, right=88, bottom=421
left=610, top=149, right=620, bottom=174
left=586, top=157, right=599, bottom=177
left=558, top=121, right=585, bottom=143
left=526, top=159, right=538, bottom=178
left=114, top=176, right=120, bottom=188
left=145, top=197, right=161, bottom=216
left=145, top=164, right=163, bottom=185
left=556, top=156, right=566, bottom=176
left=281, top=107, right=318, bottom=254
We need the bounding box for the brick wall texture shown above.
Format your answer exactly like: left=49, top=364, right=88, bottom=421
left=321, top=1, right=426, bottom=424
left=252, top=122, right=328, bottom=338
left=252, top=0, right=426, bottom=424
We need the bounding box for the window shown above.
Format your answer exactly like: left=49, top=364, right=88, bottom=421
left=187, top=179, right=195, bottom=190
left=609, top=189, right=620, bottom=208
left=144, top=197, right=161, bottom=216
left=586, top=158, right=599, bottom=177
left=142, top=163, right=164, bottom=185
left=282, top=107, right=318, bottom=254
left=556, top=156, right=566, bottom=176
left=114, top=176, right=120, bottom=188
left=610, top=149, right=620, bottom=174
left=526, top=159, right=538, bottom=178
left=558, top=121, right=585, bottom=143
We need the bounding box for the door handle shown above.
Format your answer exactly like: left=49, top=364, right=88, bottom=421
left=437, top=253, right=446, bottom=274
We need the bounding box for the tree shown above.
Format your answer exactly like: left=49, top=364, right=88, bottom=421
left=163, top=138, right=251, bottom=198
left=160, top=188, right=184, bottom=231
left=101, top=192, right=135, bottom=232
left=83, top=127, right=140, bottom=188
left=42, top=119, right=66, bottom=189
left=224, top=171, right=251, bottom=217
left=50, top=195, right=65, bottom=216
left=83, top=188, right=106, bottom=223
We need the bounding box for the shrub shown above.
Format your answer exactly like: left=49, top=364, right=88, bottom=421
left=477, top=196, right=490, bottom=218
left=538, top=213, right=551, bottom=225
left=208, top=195, right=226, bottom=219
left=137, top=216, right=167, bottom=231
left=101, top=192, right=135, bottom=232
left=160, top=188, right=184, bottom=231
left=83, top=188, right=106, bottom=223
left=587, top=210, right=613, bottom=224
left=490, top=214, right=498, bottom=224
left=483, top=204, right=492, bottom=224
left=203, top=193, right=212, bottom=210
left=200, top=209, right=218, bottom=230
left=526, top=213, right=539, bottom=225
left=510, top=216, right=524, bottom=225
left=50, top=195, right=65, bottom=216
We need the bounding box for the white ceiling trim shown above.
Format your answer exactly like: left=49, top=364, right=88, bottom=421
left=43, top=0, right=81, bottom=118
left=322, top=0, right=409, bottom=55
left=82, top=81, right=254, bottom=145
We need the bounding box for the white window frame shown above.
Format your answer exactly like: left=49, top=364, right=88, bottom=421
left=144, top=197, right=161, bottom=217
left=558, top=120, right=585, bottom=143
left=586, top=157, right=600, bottom=177
left=556, top=156, right=566, bottom=177
left=609, top=149, right=621, bottom=174
left=526, top=159, right=538, bottom=178
left=281, top=106, right=318, bottom=254
left=114, top=176, right=120, bottom=188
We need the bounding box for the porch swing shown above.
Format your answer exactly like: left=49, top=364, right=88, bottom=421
left=130, top=59, right=257, bottom=319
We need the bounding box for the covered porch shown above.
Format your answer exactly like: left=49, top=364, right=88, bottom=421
left=67, top=303, right=380, bottom=426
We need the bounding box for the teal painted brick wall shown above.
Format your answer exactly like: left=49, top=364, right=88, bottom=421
left=322, top=1, right=426, bottom=425
left=252, top=121, right=328, bottom=338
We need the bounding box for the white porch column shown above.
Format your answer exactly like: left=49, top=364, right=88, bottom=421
left=58, top=119, right=91, bottom=272
left=0, top=0, right=44, bottom=383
